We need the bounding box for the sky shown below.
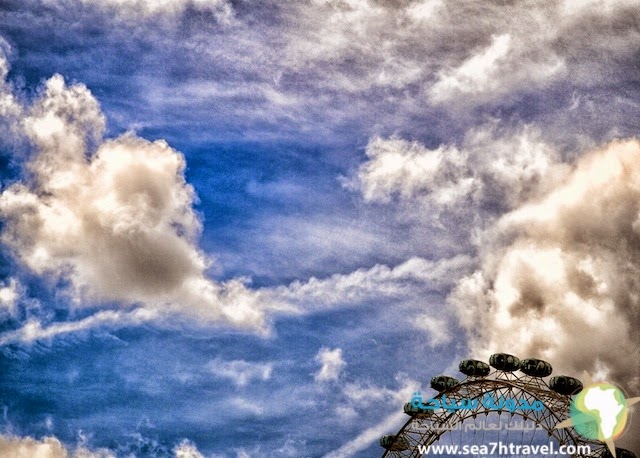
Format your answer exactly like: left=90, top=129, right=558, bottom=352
left=0, top=0, right=639, bottom=456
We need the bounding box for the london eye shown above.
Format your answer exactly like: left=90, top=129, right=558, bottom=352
left=380, top=353, right=637, bottom=458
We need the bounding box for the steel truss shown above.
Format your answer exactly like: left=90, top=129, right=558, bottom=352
left=382, top=369, right=607, bottom=458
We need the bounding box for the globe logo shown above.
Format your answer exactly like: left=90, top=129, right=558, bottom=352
left=555, top=372, right=640, bottom=458
left=570, top=382, right=628, bottom=441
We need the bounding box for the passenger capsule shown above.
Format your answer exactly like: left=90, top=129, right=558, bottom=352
left=549, top=376, right=583, bottom=395
left=430, top=375, right=459, bottom=392
left=459, top=359, right=490, bottom=377
left=379, top=434, right=410, bottom=451
left=519, top=358, right=552, bottom=377
left=404, top=402, right=434, bottom=417
left=489, top=353, right=520, bottom=372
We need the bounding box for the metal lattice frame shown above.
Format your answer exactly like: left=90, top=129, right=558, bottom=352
left=382, top=369, right=608, bottom=458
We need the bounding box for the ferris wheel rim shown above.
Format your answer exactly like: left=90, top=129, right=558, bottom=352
left=381, top=367, right=607, bottom=458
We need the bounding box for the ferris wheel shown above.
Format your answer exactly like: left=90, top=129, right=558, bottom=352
left=380, top=353, right=636, bottom=458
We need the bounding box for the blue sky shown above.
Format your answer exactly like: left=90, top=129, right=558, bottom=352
left=0, top=1, right=640, bottom=456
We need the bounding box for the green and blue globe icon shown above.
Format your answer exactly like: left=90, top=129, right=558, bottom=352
left=570, top=382, right=628, bottom=441
left=555, top=372, right=640, bottom=457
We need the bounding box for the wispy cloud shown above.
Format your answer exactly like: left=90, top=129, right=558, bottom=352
left=0, top=308, right=157, bottom=346
left=0, top=278, right=19, bottom=317
left=323, top=411, right=405, bottom=458
left=322, top=374, right=419, bottom=457
left=78, top=0, right=234, bottom=24
left=208, top=358, right=273, bottom=388
left=272, top=255, right=473, bottom=309
left=314, top=347, right=346, bottom=383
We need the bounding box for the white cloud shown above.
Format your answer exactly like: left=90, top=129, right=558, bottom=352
left=351, top=126, right=568, bottom=211
left=350, top=136, right=472, bottom=205
left=208, top=358, right=273, bottom=387
left=0, top=435, right=68, bottom=458
left=314, top=347, right=346, bottom=382
left=427, top=31, right=565, bottom=106
left=3, top=63, right=482, bottom=344
left=0, top=42, right=21, bottom=122
left=0, top=433, right=207, bottom=458
left=424, top=9, right=573, bottom=107
left=449, top=138, right=640, bottom=391
left=0, top=56, right=471, bottom=345
left=430, top=34, right=513, bottom=101
left=275, top=0, right=585, bottom=106
left=0, top=308, right=157, bottom=346
left=324, top=373, right=418, bottom=456
left=0, top=247, right=470, bottom=346
left=406, top=0, right=443, bottom=22
left=412, top=314, right=452, bottom=347
left=173, top=439, right=205, bottom=458
left=75, top=0, right=234, bottom=24
left=0, top=70, right=284, bottom=334
left=0, top=434, right=116, bottom=458
left=26, top=0, right=637, bottom=143
left=323, top=411, right=405, bottom=458
left=334, top=405, right=358, bottom=421
left=348, top=132, right=640, bottom=449
left=226, top=396, right=265, bottom=417
left=342, top=379, right=409, bottom=405
left=351, top=131, right=640, bottom=394
left=0, top=278, right=19, bottom=317
left=273, top=255, right=472, bottom=308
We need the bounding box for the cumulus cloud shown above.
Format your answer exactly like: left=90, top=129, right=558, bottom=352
left=353, top=133, right=640, bottom=391
left=0, top=435, right=68, bottom=458
left=449, top=139, right=640, bottom=393
left=0, top=68, right=285, bottom=334
left=0, top=35, right=477, bottom=346
left=351, top=126, right=568, bottom=212
left=1, top=57, right=477, bottom=343
left=173, top=439, right=205, bottom=458
left=208, top=358, right=273, bottom=387
left=351, top=132, right=640, bottom=449
left=314, top=347, right=346, bottom=382
left=350, top=136, right=473, bottom=205
left=0, top=434, right=209, bottom=458
left=0, top=434, right=115, bottom=458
